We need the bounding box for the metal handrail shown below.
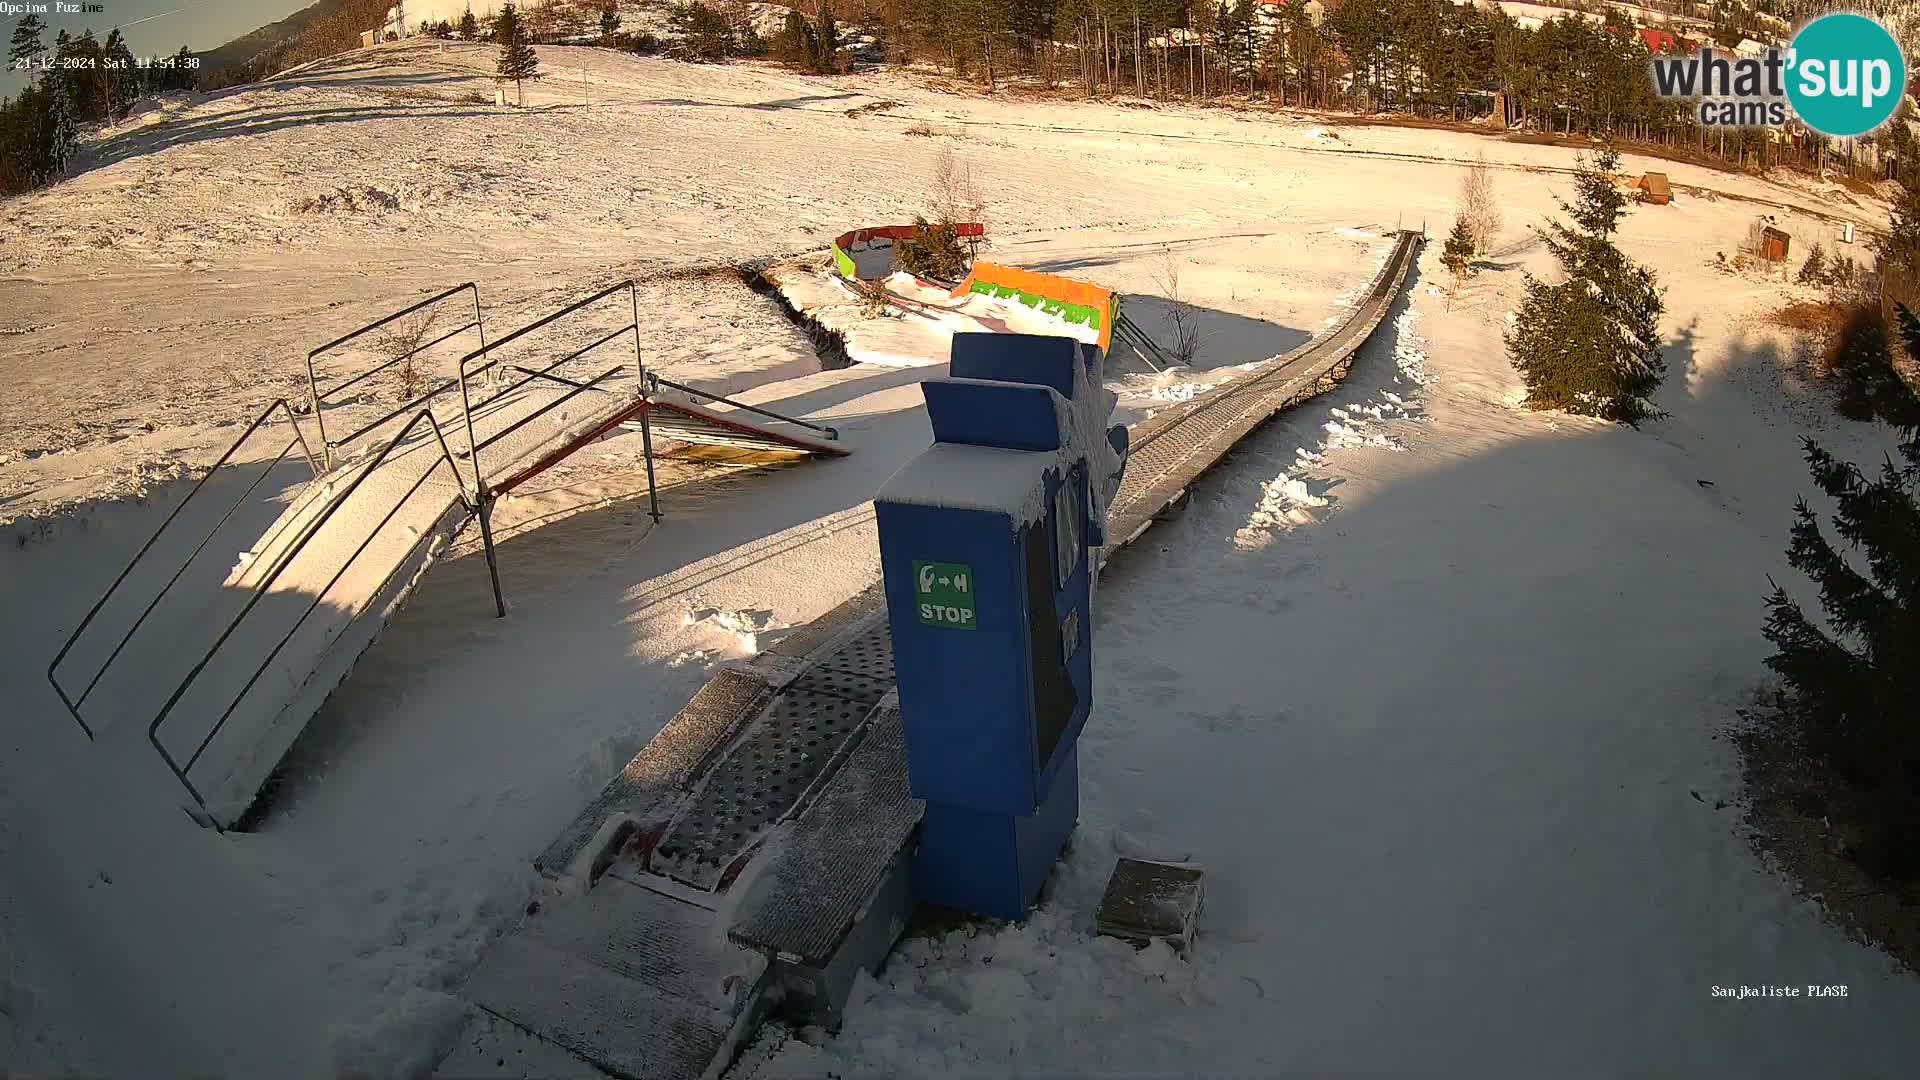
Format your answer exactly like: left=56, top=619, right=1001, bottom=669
left=475, top=363, right=629, bottom=456
left=451, top=279, right=658, bottom=527
left=147, top=407, right=475, bottom=818
left=453, top=280, right=637, bottom=388
left=646, top=374, right=840, bottom=440
left=321, top=319, right=480, bottom=403
left=305, top=282, right=486, bottom=470
left=463, top=324, right=633, bottom=423
left=47, top=398, right=319, bottom=741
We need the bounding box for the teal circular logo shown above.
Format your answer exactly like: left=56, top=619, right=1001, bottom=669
left=1787, top=14, right=1907, bottom=138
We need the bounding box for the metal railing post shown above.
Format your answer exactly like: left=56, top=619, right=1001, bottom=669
left=306, top=351, right=332, bottom=471
left=629, top=282, right=661, bottom=523
left=467, top=282, right=506, bottom=619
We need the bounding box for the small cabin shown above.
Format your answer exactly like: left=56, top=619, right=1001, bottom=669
left=1761, top=226, right=1791, bottom=262
left=1638, top=172, right=1672, bottom=205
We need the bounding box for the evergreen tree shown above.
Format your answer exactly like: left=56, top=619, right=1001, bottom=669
left=1563, top=143, right=1627, bottom=238
left=1506, top=145, right=1665, bottom=424
left=667, top=3, right=735, bottom=62
left=1876, top=184, right=1920, bottom=277
left=46, top=64, right=77, bottom=177
left=103, top=29, right=138, bottom=120
left=1797, top=242, right=1828, bottom=287
left=460, top=8, right=480, bottom=40
left=813, top=0, right=840, bottom=75
left=775, top=10, right=818, bottom=68
left=8, top=13, right=47, bottom=79
left=493, top=3, right=542, bottom=105
left=600, top=2, right=622, bottom=42
left=69, top=29, right=108, bottom=121
left=894, top=215, right=970, bottom=281
left=0, top=81, right=64, bottom=193
left=169, top=46, right=196, bottom=92
left=1762, top=305, right=1920, bottom=881
left=1441, top=215, right=1474, bottom=302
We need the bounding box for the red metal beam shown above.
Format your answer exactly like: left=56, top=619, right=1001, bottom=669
left=490, top=399, right=847, bottom=499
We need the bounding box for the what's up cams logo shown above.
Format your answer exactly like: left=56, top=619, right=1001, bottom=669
left=1650, top=13, right=1908, bottom=138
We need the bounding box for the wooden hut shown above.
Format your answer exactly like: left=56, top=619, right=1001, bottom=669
left=1761, top=226, right=1791, bottom=262
left=1637, top=172, right=1672, bottom=205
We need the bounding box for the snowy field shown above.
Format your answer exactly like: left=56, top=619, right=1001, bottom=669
left=3, top=38, right=1918, bottom=1078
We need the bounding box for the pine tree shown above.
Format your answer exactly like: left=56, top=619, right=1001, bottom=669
left=70, top=28, right=107, bottom=121
left=103, top=29, right=138, bottom=120
left=1441, top=215, right=1474, bottom=304
left=1507, top=145, right=1665, bottom=424
left=894, top=215, right=970, bottom=281
left=600, top=2, right=622, bottom=42
left=460, top=8, right=480, bottom=40
left=667, top=3, right=734, bottom=62
left=1762, top=305, right=1920, bottom=882
left=1877, top=184, right=1920, bottom=276
left=813, top=0, right=840, bottom=75
left=169, top=46, right=196, bottom=92
left=1564, top=144, right=1627, bottom=238
left=1797, top=242, right=1829, bottom=287
left=775, top=10, right=817, bottom=67
left=46, top=65, right=77, bottom=178
left=493, top=3, right=542, bottom=106
left=8, top=13, right=47, bottom=79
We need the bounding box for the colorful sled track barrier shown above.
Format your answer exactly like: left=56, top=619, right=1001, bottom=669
left=950, top=261, right=1118, bottom=352
left=830, top=222, right=986, bottom=281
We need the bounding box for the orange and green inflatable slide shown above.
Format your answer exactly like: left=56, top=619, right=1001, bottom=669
left=950, top=262, right=1117, bottom=352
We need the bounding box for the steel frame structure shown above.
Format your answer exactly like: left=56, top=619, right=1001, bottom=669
left=48, top=278, right=841, bottom=824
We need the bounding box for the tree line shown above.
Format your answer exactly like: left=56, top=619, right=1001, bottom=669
left=611, top=0, right=1911, bottom=182
left=860, top=0, right=1912, bottom=180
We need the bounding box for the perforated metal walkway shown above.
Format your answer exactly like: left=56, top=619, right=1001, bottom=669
left=440, top=231, right=1424, bottom=1080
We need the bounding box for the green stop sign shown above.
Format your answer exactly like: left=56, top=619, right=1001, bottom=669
left=914, top=561, right=976, bottom=630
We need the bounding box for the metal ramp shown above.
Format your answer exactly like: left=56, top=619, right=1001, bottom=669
left=441, top=232, right=1425, bottom=1079
left=446, top=586, right=913, bottom=1080
left=1111, top=306, right=1172, bottom=374
left=617, top=379, right=847, bottom=462
left=1103, top=229, right=1421, bottom=555
left=47, top=281, right=846, bottom=829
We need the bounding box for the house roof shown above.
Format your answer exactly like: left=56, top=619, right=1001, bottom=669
left=1639, top=172, right=1671, bottom=196
left=1639, top=28, right=1678, bottom=53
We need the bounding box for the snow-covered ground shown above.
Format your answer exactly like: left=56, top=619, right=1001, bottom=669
left=766, top=238, right=1920, bottom=1078
left=1, top=38, right=1890, bottom=524
left=4, top=39, right=1918, bottom=1078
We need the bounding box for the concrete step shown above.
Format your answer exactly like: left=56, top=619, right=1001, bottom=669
left=457, top=878, right=767, bottom=1080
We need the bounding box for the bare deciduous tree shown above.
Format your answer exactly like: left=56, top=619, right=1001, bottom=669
left=1460, top=153, right=1501, bottom=255
left=374, top=309, right=440, bottom=402
left=1154, top=247, right=1202, bottom=367
left=929, top=146, right=987, bottom=228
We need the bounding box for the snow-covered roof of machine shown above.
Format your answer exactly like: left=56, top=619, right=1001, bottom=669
left=878, top=442, right=1058, bottom=525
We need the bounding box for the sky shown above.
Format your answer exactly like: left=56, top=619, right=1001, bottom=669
left=4, top=0, right=312, bottom=96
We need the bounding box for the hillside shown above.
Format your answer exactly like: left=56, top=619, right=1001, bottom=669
left=196, top=0, right=390, bottom=80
